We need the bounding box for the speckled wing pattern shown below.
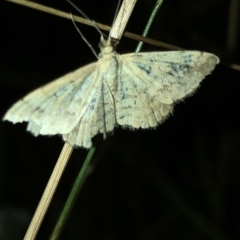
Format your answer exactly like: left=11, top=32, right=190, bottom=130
left=116, top=51, right=219, bottom=128
left=3, top=50, right=219, bottom=148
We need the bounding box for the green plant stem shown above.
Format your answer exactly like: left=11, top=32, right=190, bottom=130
left=135, top=0, right=164, bottom=52
left=49, top=144, right=96, bottom=240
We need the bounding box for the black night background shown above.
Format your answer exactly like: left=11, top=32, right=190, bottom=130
left=0, top=0, right=240, bottom=239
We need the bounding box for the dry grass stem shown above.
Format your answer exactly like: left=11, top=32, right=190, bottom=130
left=22, top=0, right=137, bottom=239
left=5, top=0, right=181, bottom=49
left=6, top=0, right=240, bottom=72
left=23, top=143, right=73, bottom=240
left=110, top=0, right=137, bottom=41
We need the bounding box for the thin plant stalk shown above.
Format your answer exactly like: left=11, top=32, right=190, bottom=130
left=50, top=144, right=96, bottom=240
left=135, top=0, right=164, bottom=52
left=23, top=143, right=73, bottom=240
left=5, top=0, right=181, bottom=50
left=6, top=1, right=240, bottom=71
left=22, top=0, right=137, bottom=239
left=49, top=0, right=164, bottom=239
left=49, top=1, right=137, bottom=238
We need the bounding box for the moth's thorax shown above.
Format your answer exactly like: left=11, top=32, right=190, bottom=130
left=101, top=46, right=114, bottom=55
left=98, top=37, right=116, bottom=58
left=97, top=40, right=120, bottom=96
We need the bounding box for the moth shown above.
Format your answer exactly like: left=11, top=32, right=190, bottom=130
left=3, top=37, right=219, bottom=148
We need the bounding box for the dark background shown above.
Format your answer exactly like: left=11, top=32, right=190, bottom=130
left=0, top=0, right=240, bottom=239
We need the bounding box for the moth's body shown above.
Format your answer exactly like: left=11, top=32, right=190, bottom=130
left=3, top=38, right=219, bottom=148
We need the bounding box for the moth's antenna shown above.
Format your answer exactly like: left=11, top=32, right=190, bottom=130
left=91, top=20, right=107, bottom=38
left=70, top=14, right=98, bottom=59
left=66, top=0, right=90, bottom=20
left=66, top=0, right=107, bottom=38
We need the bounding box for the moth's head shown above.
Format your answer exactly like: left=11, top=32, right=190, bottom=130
left=98, top=36, right=114, bottom=57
